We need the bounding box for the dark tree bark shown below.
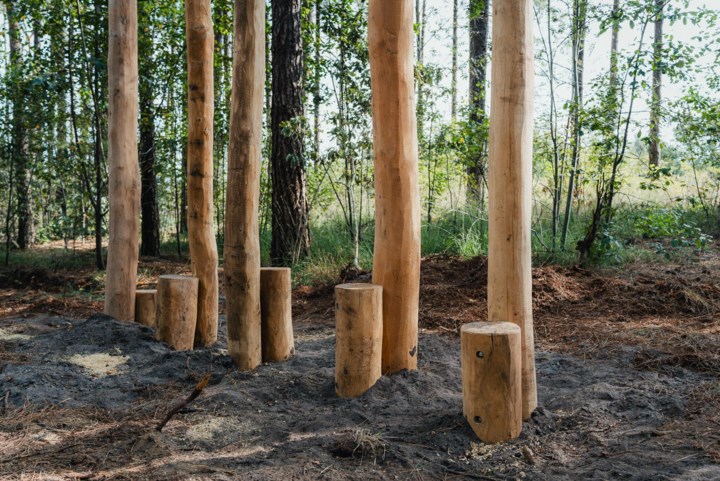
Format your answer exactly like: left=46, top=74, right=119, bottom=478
left=467, top=0, right=490, bottom=203
left=270, top=0, right=310, bottom=266
left=138, top=1, right=161, bottom=258
left=139, top=90, right=161, bottom=257
left=6, top=1, right=33, bottom=250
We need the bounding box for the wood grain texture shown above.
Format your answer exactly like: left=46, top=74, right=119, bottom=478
left=335, top=283, right=383, bottom=398
left=368, top=0, right=421, bottom=374
left=186, top=0, right=219, bottom=347
left=461, top=322, right=522, bottom=443
left=156, top=275, right=199, bottom=351
left=135, top=289, right=157, bottom=327
left=224, top=0, right=264, bottom=370
left=105, top=0, right=140, bottom=322
left=260, top=268, right=294, bottom=362
left=487, top=0, right=538, bottom=420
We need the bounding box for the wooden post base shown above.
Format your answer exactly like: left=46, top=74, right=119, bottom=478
left=461, top=322, right=522, bottom=443
left=260, top=267, right=294, bottom=362
left=335, top=283, right=383, bottom=398
left=156, top=275, right=199, bottom=351
left=135, top=289, right=157, bottom=327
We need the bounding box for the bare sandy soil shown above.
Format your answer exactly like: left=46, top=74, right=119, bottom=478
left=0, top=251, right=719, bottom=480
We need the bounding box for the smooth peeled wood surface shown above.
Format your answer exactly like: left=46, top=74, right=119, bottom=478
left=260, top=268, right=294, bottom=362
left=186, top=0, right=219, bottom=347
left=135, top=290, right=157, bottom=327
left=461, top=322, right=522, bottom=444
left=487, top=0, right=538, bottom=420
left=335, top=283, right=383, bottom=398
left=105, top=0, right=140, bottom=322
left=368, top=0, right=421, bottom=374
left=224, top=0, right=265, bottom=371
left=156, top=275, right=199, bottom=351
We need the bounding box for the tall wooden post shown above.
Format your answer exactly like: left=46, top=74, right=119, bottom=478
left=487, top=0, right=538, bottom=420
left=105, top=0, right=140, bottom=322
left=186, top=0, right=219, bottom=347
left=224, top=0, right=265, bottom=370
left=368, top=0, right=421, bottom=374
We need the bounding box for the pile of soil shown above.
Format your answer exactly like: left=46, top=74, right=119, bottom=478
left=0, top=313, right=718, bottom=480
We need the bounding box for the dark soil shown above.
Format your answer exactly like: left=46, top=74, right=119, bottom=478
left=0, top=252, right=719, bottom=480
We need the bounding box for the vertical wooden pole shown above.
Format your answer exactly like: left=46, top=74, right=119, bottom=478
left=105, top=0, right=140, bottom=322
left=487, top=0, right=538, bottom=420
left=368, top=0, right=421, bottom=374
left=186, top=0, right=219, bottom=347
left=224, top=0, right=265, bottom=370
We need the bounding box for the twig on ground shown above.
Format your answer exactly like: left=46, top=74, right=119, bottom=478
left=2, top=391, right=9, bottom=415
left=156, top=373, right=212, bottom=432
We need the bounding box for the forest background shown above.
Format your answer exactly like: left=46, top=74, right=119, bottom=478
left=0, top=0, right=719, bottom=284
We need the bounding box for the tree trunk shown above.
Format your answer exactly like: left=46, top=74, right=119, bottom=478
left=649, top=0, right=663, bottom=169
left=270, top=0, right=310, bottom=266
left=560, top=0, right=587, bottom=251
left=487, top=0, right=537, bottom=421
left=138, top=7, right=161, bottom=258
left=6, top=1, right=32, bottom=250
left=186, top=0, right=219, bottom=347
left=225, top=0, right=264, bottom=370
left=467, top=0, right=490, bottom=203
left=105, top=0, right=140, bottom=321
left=451, top=0, right=458, bottom=122
left=139, top=92, right=161, bottom=257
left=368, top=0, right=421, bottom=374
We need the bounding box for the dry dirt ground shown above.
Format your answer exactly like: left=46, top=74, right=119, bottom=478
left=0, top=248, right=719, bottom=480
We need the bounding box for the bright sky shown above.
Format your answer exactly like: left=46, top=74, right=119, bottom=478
left=421, top=0, right=718, bottom=141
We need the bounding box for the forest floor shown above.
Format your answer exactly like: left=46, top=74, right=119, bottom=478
left=0, top=243, right=719, bottom=480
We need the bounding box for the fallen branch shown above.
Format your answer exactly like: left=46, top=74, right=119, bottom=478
left=156, top=373, right=211, bottom=432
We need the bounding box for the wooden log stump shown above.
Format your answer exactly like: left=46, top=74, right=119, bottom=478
left=461, top=322, right=522, bottom=444
left=335, top=283, right=383, bottom=398
left=156, top=275, right=199, bottom=351
left=135, top=289, right=157, bottom=327
left=260, top=267, right=294, bottom=362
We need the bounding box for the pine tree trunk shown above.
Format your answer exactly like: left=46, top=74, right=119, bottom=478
left=6, top=1, right=32, bottom=250
left=270, top=0, right=310, bottom=266
left=467, top=0, right=490, bottom=204
left=139, top=92, right=161, bottom=257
